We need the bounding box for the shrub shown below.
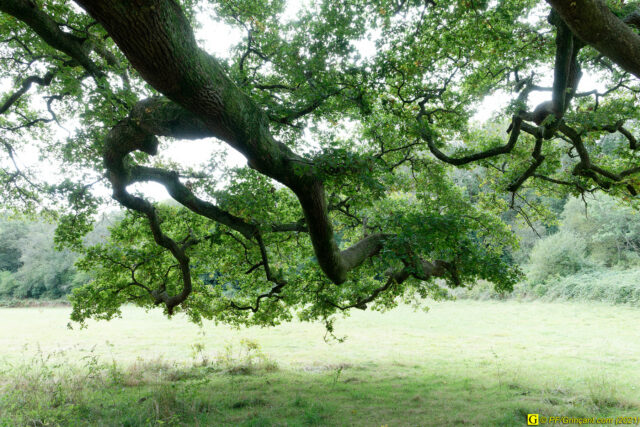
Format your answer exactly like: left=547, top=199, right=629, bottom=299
left=527, top=232, right=590, bottom=282
left=214, top=339, right=278, bottom=375
left=0, top=271, right=18, bottom=298
left=457, top=269, right=640, bottom=306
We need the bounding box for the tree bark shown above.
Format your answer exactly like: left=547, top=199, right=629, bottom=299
left=547, top=0, right=640, bottom=80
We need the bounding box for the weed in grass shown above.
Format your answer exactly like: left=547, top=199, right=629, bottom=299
left=231, top=397, right=268, bottom=409
left=215, top=339, right=279, bottom=375
left=586, top=374, right=634, bottom=410
left=191, top=341, right=208, bottom=366
left=190, top=327, right=210, bottom=367
left=292, top=395, right=308, bottom=407
left=331, top=364, right=344, bottom=386
left=303, top=403, right=327, bottom=425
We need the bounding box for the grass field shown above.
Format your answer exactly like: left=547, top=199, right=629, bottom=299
left=1, top=300, right=639, bottom=426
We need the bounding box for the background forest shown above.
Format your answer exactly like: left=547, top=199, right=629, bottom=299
left=0, top=212, right=116, bottom=302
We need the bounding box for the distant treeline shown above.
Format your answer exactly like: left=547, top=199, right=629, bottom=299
left=0, top=213, right=118, bottom=300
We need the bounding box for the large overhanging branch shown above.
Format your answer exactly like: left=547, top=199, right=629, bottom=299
left=559, top=122, right=640, bottom=194
left=0, top=0, right=104, bottom=77
left=76, top=0, right=343, bottom=284
left=103, top=94, right=458, bottom=313
left=75, top=0, right=454, bottom=292
left=547, top=0, right=640, bottom=80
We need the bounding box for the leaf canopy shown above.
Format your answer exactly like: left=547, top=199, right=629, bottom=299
left=0, top=0, right=638, bottom=327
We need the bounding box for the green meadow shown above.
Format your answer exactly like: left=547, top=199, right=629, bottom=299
left=1, top=300, right=639, bottom=426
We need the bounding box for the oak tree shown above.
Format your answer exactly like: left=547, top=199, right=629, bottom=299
left=0, top=0, right=638, bottom=327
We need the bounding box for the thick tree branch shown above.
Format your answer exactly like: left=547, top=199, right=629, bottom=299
left=422, top=116, right=523, bottom=166
left=547, top=0, right=640, bottom=80
left=559, top=122, right=640, bottom=192
left=78, top=0, right=442, bottom=288
left=130, top=166, right=259, bottom=239
left=103, top=99, right=258, bottom=239
left=549, top=11, right=576, bottom=116
left=0, top=70, right=55, bottom=115
left=519, top=14, right=583, bottom=133
left=105, top=97, right=307, bottom=241
left=506, top=137, right=545, bottom=193
left=0, top=0, right=104, bottom=76
left=327, top=259, right=451, bottom=311
left=103, top=96, right=412, bottom=313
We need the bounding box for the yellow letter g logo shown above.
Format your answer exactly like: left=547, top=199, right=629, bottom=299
left=527, top=414, right=539, bottom=425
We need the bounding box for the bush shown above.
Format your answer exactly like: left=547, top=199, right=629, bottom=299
left=457, top=268, right=640, bottom=306
left=561, top=196, right=640, bottom=268
left=0, top=271, right=18, bottom=298
left=527, top=231, right=591, bottom=282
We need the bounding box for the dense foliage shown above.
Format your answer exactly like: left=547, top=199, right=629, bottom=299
left=0, top=0, right=639, bottom=326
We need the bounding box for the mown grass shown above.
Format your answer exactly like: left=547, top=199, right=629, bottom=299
left=1, top=301, right=639, bottom=426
